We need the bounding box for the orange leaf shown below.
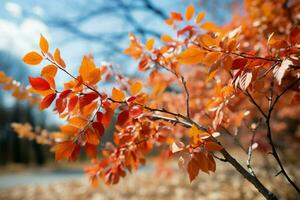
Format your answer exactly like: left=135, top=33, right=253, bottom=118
left=69, top=116, right=88, bottom=127
left=185, top=4, right=194, bottom=21
left=205, top=141, right=223, bottom=151
left=39, top=34, right=49, bottom=53
left=85, top=143, right=97, bottom=158
left=200, top=22, right=220, bottom=32
left=112, top=88, right=125, bottom=102
left=88, top=68, right=101, bottom=85
left=160, top=34, right=173, bottom=43
left=54, top=48, right=66, bottom=68
left=54, top=141, right=77, bottom=160
left=145, top=38, right=155, bottom=50
left=187, top=157, right=200, bottom=182
left=130, top=82, right=142, bottom=95
left=41, top=64, right=57, bottom=78
left=170, top=11, right=183, bottom=21
left=195, top=11, right=206, bottom=23
left=40, top=93, right=56, bottom=110
left=165, top=18, right=173, bottom=26
left=23, top=51, right=43, bottom=65
left=86, top=128, right=100, bottom=145
left=177, top=47, right=204, bottom=65
left=60, top=125, right=79, bottom=135
left=79, top=56, right=96, bottom=82
left=28, top=77, right=51, bottom=91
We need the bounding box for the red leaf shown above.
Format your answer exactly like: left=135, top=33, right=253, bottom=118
left=232, top=58, right=248, bottom=70
left=117, top=110, right=129, bottom=126
left=85, top=143, right=97, bottom=158
left=290, top=26, right=300, bottom=46
left=96, top=111, right=103, bottom=122
left=56, top=97, right=67, bottom=113
left=68, top=96, right=78, bottom=112
left=59, top=89, right=72, bottom=99
left=79, top=92, right=99, bottom=109
left=28, top=77, right=51, bottom=91
left=187, top=157, right=200, bottom=182
left=129, top=106, right=143, bottom=118
left=92, top=122, right=105, bottom=137
left=40, top=93, right=56, bottom=110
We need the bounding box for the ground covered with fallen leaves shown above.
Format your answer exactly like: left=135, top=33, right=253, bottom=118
left=0, top=154, right=299, bottom=200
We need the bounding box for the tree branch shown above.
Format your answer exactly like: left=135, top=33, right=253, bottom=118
left=265, top=78, right=300, bottom=194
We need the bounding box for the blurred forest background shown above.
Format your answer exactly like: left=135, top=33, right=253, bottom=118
left=0, top=0, right=240, bottom=166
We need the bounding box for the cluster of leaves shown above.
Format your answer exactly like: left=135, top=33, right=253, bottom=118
left=7, top=0, right=300, bottom=196
left=0, top=71, right=40, bottom=104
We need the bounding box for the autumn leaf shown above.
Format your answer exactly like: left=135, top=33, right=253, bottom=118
left=39, top=34, right=49, bottom=53
left=170, top=11, right=183, bottom=21
left=177, top=47, right=204, bottom=65
left=130, top=82, right=142, bottom=95
left=112, top=88, right=125, bottom=101
left=187, top=157, right=200, bottom=182
left=40, top=93, right=56, bottom=110
left=195, top=11, right=205, bottom=23
left=28, top=77, right=51, bottom=91
left=185, top=4, right=194, bottom=21
left=41, top=64, right=57, bottom=78
left=85, top=143, right=97, bottom=158
left=86, top=128, right=100, bottom=145
left=54, top=48, right=66, bottom=68
left=56, top=97, right=67, bottom=113
left=273, top=59, right=292, bottom=85
left=160, top=34, right=173, bottom=43
left=117, top=110, right=129, bottom=126
left=145, top=38, right=155, bottom=50
left=54, top=141, right=78, bottom=160
left=23, top=51, right=43, bottom=65
left=200, top=22, right=220, bottom=32
left=205, top=141, right=223, bottom=151
left=69, top=116, right=88, bottom=127
left=68, top=96, right=78, bottom=112
left=60, top=125, right=79, bottom=136
left=88, top=68, right=101, bottom=85
left=79, top=56, right=96, bottom=82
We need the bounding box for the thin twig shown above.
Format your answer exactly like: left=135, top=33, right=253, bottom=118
left=265, top=78, right=300, bottom=194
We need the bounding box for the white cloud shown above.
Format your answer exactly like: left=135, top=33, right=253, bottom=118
left=32, top=6, right=45, bottom=17
left=5, top=2, right=22, bottom=18
left=0, top=18, right=50, bottom=56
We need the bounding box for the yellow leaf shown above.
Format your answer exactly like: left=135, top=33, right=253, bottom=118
left=112, top=88, right=125, bottom=102
left=189, top=125, right=210, bottom=145
left=22, top=51, right=43, bottom=65
left=69, top=116, right=88, bottom=127
left=130, top=82, right=143, bottom=95
left=185, top=4, right=194, bottom=21
left=146, top=38, right=155, bottom=50
left=160, top=34, right=173, bottom=43
left=177, top=47, right=204, bottom=65
left=195, top=11, right=206, bottom=23
left=39, top=34, right=49, bottom=53
left=79, top=56, right=96, bottom=82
